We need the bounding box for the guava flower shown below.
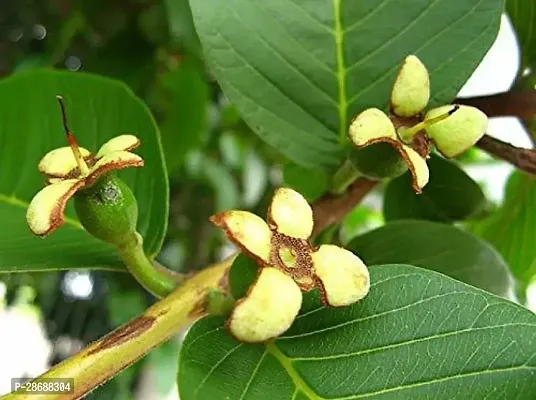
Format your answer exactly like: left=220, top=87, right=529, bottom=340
left=210, top=187, right=370, bottom=342
left=349, top=55, right=487, bottom=193
left=26, top=96, right=143, bottom=237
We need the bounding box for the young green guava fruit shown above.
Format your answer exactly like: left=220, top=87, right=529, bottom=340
left=74, top=175, right=138, bottom=246
left=348, top=143, right=408, bottom=180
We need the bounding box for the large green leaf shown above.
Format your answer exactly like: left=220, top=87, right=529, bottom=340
left=178, top=264, right=536, bottom=399
left=190, top=0, right=502, bottom=170
left=348, top=221, right=511, bottom=297
left=471, top=171, right=536, bottom=283
left=0, top=70, right=168, bottom=273
left=506, top=0, right=536, bottom=70
left=383, top=155, right=486, bottom=222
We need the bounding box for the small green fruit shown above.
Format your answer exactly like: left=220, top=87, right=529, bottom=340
left=425, top=105, right=488, bottom=157
left=348, top=142, right=408, bottom=180
left=390, top=55, right=430, bottom=117
left=74, top=175, right=138, bottom=246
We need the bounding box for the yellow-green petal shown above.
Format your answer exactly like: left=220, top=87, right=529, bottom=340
left=38, top=147, right=91, bottom=177
left=268, top=188, right=313, bottom=239
left=390, top=55, right=430, bottom=117
left=86, top=151, right=144, bottom=185
left=210, top=210, right=271, bottom=262
left=425, top=105, right=488, bottom=158
left=26, top=179, right=85, bottom=236
left=228, top=267, right=302, bottom=342
left=398, top=143, right=429, bottom=193
left=312, top=245, right=370, bottom=307
left=349, top=108, right=397, bottom=147
left=96, top=135, right=141, bottom=158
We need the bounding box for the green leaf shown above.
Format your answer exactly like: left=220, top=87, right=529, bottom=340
left=383, top=155, right=486, bottom=222
left=283, top=162, right=328, bottom=202
left=471, top=171, right=536, bottom=283
left=506, top=0, right=536, bottom=70
left=349, top=220, right=511, bottom=297
left=0, top=70, right=168, bottom=273
left=178, top=264, right=536, bottom=399
left=158, top=59, right=210, bottom=174
left=190, top=0, right=502, bottom=170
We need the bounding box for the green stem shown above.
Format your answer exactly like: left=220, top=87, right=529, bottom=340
left=331, top=160, right=361, bottom=194
left=0, top=256, right=235, bottom=400
left=116, top=232, right=178, bottom=298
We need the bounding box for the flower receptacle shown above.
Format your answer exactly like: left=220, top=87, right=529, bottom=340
left=74, top=175, right=138, bottom=247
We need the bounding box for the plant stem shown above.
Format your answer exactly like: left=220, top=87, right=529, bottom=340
left=476, top=135, right=536, bottom=176
left=116, top=232, right=179, bottom=298
left=1, top=255, right=235, bottom=400
left=313, top=177, right=378, bottom=236
left=330, top=160, right=361, bottom=194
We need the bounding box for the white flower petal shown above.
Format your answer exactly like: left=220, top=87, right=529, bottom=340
left=26, top=179, right=84, bottom=236
left=210, top=211, right=271, bottom=262
left=312, top=245, right=370, bottom=307
left=398, top=144, right=429, bottom=193
left=391, top=55, right=430, bottom=117
left=38, top=147, right=91, bottom=177
left=349, top=108, right=397, bottom=147
left=229, top=267, right=302, bottom=342
left=96, top=135, right=141, bottom=158
left=86, top=151, right=143, bottom=185
left=268, top=188, right=313, bottom=239
left=425, top=105, right=487, bottom=158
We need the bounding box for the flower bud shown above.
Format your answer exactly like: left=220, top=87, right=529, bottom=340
left=74, top=175, right=138, bottom=246
left=425, top=105, right=487, bottom=157
left=390, top=55, right=430, bottom=117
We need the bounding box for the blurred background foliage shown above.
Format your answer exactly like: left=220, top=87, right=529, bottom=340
left=0, top=1, right=534, bottom=399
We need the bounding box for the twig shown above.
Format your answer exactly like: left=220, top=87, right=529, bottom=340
left=311, top=177, right=378, bottom=236
left=1, top=257, right=233, bottom=400
left=476, top=135, right=536, bottom=175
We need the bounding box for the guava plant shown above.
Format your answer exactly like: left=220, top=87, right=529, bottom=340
left=1, top=0, right=536, bottom=399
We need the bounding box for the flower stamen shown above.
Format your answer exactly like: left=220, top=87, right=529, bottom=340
left=56, top=96, right=90, bottom=176
left=398, top=105, right=459, bottom=143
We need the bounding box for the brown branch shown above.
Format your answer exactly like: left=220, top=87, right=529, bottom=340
left=456, top=91, right=536, bottom=120
left=476, top=135, right=536, bottom=175
left=312, top=177, right=378, bottom=236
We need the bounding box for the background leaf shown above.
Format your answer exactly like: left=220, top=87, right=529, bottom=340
left=189, top=0, right=503, bottom=170
left=506, top=0, right=536, bottom=70
left=178, top=264, right=535, bottom=400
left=471, top=171, right=536, bottom=283
left=283, top=162, right=328, bottom=202
left=158, top=58, right=210, bottom=174
left=348, top=220, right=512, bottom=296
left=0, top=70, right=168, bottom=273
left=383, top=155, right=486, bottom=222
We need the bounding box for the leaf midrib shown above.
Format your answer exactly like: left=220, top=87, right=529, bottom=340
left=0, top=193, right=82, bottom=229
left=266, top=340, right=535, bottom=400
left=332, top=0, right=347, bottom=145
left=266, top=342, right=324, bottom=400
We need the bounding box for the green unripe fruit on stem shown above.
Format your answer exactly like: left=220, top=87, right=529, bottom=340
left=348, top=143, right=408, bottom=180
left=74, top=175, right=138, bottom=246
